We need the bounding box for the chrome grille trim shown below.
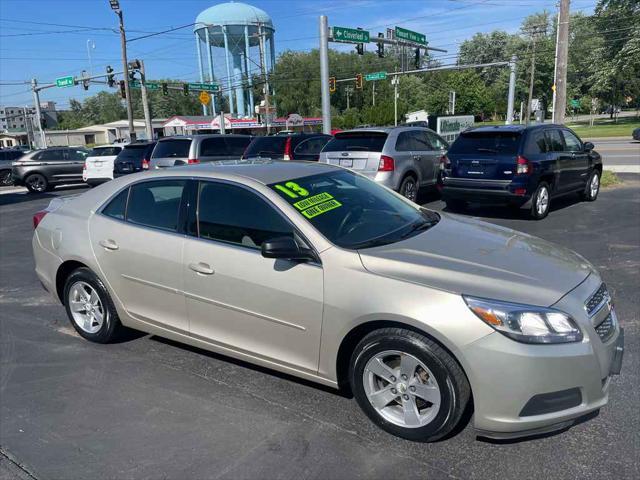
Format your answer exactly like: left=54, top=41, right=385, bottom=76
left=594, top=311, right=616, bottom=343
left=585, top=283, right=610, bottom=317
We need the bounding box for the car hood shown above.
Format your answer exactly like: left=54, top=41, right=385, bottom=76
left=358, top=214, right=595, bottom=307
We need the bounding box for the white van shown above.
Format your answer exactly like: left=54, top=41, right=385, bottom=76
left=83, top=145, right=124, bottom=186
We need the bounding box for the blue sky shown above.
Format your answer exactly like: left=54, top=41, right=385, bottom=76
left=0, top=0, right=596, bottom=110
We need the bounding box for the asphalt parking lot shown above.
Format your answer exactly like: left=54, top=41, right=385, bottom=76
left=1, top=178, right=639, bottom=480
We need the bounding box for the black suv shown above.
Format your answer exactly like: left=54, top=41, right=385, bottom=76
left=242, top=133, right=332, bottom=161
left=439, top=124, right=602, bottom=219
left=12, top=147, right=89, bottom=192
left=113, top=141, right=156, bottom=177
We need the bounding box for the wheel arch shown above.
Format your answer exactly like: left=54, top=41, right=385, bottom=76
left=55, top=260, right=90, bottom=303
left=335, top=319, right=472, bottom=398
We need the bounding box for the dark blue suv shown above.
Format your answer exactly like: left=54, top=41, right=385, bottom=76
left=439, top=124, right=602, bottom=219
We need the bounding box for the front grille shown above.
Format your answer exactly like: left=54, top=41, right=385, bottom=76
left=595, top=312, right=616, bottom=343
left=585, top=283, right=609, bottom=316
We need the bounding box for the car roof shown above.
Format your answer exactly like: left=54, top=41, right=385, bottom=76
left=158, top=134, right=252, bottom=141
left=463, top=124, right=566, bottom=134
left=144, top=160, right=342, bottom=185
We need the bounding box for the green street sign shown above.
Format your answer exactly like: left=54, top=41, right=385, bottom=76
left=332, top=26, right=370, bottom=44
left=188, top=82, right=219, bottom=92
left=365, top=71, right=387, bottom=81
left=129, top=80, right=142, bottom=88
left=395, top=26, right=427, bottom=46
left=570, top=99, right=580, bottom=108
left=56, top=76, right=74, bottom=88
left=145, top=82, right=159, bottom=90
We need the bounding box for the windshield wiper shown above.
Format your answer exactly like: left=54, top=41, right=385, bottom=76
left=399, top=220, right=433, bottom=239
left=476, top=147, right=498, bottom=153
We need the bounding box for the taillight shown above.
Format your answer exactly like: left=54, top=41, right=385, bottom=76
left=83, top=162, right=87, bottom=171
left=378, top=155, right=395, bottom=172
left=142, top=159, right=149, bottom=170
left=188, top=158, right=199, bottom=164
left=283, top=137, right=292, bottom=161
left=33, top=210, right=48, bottom=229
left=439, top=154, right=451, bottom=171
left=516, top=155, right=532, bottom=175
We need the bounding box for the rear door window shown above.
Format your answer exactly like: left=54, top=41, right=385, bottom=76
left=37, top=149, right=66, bottom=161
left=526, top=131, right=548, bottom=154
left=126, top=180, right=187, bottom=231
left=323, top=132, right=388, bottom=152
left=448, top=132, right=521, bottom=155
left=410, top=131, right=433, bottom=152
left=545, top=130, right=565, bottom=152
left=151, top=139, right=191, bottom=158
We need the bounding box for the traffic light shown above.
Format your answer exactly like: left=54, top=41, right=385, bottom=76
left=128, top=70, right=136, bottom=82
left=356, top=43, right=364, bottom=55
left=106, top=66, right=115, bottom=88
left=355, top=74, right=363, bottom=90
left=162, top=83, right=169, bottom=96
left=377, top=32, right=384, bottom=58
left=119, top=80, right=126, bottom=99
left=329, top=76, right=336, bottom=93
left=414, top=48, right=421, bottom=69
left=81, top=70, right=89, bottom=91
left=183, top=84, right=189, bottom=96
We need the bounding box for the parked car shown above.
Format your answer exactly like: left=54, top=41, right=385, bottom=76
left=33, top=161, right=623, bottom=442
left=0, top=149, right=25, bottom=185
left=319, top=127, right=449, bottom=202
left=242, top=133, right=332, bottom=161
left=632, top=127, right=640, bottom=141
left=12, top=147, right=89, bottom=192
left=113, top=141, right=156, bottom=178
left=83, top=145, right=125, bottom=186
left=149, top=134, right=252, bottom=169
left=439, top=124, right=602, bottom=219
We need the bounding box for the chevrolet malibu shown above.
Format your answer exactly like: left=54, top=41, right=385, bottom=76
left=32, top=161, right=623, bottom=442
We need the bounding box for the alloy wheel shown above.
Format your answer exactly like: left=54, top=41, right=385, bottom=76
left=536, top=186, right=549, bottom=216
left=590, top=174, right=599, bottom=199
left=362, top=350, right=441, bottom=428
left=26, top=174, right=46, bottom=192
left=402, top=179, right=417, bottom=202
left=0, top=170, right=12, bottom=186
left=68, top=281, right=105, bottom=334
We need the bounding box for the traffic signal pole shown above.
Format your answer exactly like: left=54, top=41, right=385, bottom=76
left=114, top=7, right=136, bottom=141
left=319, top=15, right=331, bottom=134
left=31, top=79, right=46, bottom=148
left=139, top=60, right=153, bottom=140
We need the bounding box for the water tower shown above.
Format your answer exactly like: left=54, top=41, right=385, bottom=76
left=194, top=2, right=275, bottom=117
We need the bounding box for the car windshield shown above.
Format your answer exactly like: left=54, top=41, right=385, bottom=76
left=322, top=132, right=388, bottom=152
left=268, top=170, right=439, bottom=249
left=244, top=137, right=288, bottom=158
left=448, top=132, right=521, bottom=154
left=152, top=139, right=191, bottom=158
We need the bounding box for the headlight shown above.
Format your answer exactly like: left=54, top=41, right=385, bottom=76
left=464, top=296, right=583, bottom=344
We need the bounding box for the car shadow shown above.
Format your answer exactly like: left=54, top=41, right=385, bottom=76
left=443, top=192, right=583, bottom=220
left=149, top=335, right=352, bottom=398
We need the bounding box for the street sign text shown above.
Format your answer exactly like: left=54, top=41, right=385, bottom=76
left=395, top=26, right=427, bottom=46
left=365, top=71, right=387, bottom=81
left=56, top=76, right=74, bottom=88
left=189, top=82, right=219, bottom=92
left=332, top=26, right=370, bottom=44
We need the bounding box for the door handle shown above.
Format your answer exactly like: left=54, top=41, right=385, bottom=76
left=189, top=262, right=215, bottom=275
left=99, top=239, right=119, bottom=251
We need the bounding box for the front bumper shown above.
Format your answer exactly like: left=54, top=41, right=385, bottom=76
left=460, top=276, right=623, bottom=438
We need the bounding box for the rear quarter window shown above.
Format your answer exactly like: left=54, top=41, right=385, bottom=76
left=322, top=133, right=388, bottom=152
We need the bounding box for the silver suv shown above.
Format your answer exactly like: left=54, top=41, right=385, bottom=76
left=319, top=127, right=448, bottom=202
left=149, top=134, right=252, bottom=169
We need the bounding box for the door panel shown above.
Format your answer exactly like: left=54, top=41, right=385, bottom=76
left=545, top=130, right=573, bottom=193
left=561, top=130, right=589, bottom=189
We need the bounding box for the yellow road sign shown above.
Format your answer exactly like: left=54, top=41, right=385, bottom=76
left=199, top=90, right=210, bottom=105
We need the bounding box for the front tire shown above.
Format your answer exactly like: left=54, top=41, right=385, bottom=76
left=63, top=267, right=122, bottom=343
left=24, top=173, right=48, bottom=193
left=349, top=328, right=470, bottom=442
left=529, top=182, right=550, bottom=219
left=581, top=170, right=600, bottom=201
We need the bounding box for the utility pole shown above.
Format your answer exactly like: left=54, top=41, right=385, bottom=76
left=552, top=0, right=570, bottom=124
left=506, top=55, right=517, bottom=124
left=345, top=86, right=353, bottom=110
left=372, top=82, right=375, bottom=106
left=110, top=1, right=135, bottom=141
left=258, top=23, right=271, bottom=135
left=448, top=90, right=456, bottom=115
left=525, top=25, right=545, bottom=125
left=139, top=60, right=153, bottom=140
left=31, top=79, right=46, bottom=148
left=319, top=15, right=331, bottom=134
left=392, top=76, right=399, bottom=126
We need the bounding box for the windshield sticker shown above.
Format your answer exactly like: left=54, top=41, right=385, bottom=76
left=301, top=199, right=342, bottom=219
left=274, top=181, right=310, bottom=198
left=293, top=192, right=334, bottom=211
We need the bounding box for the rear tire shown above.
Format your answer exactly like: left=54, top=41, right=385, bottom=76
left=529, top=182, right=550, bottom=219
left=63, top=267, right=122, bottom=343
left=399, top=175, right=419, bottom=203
left=0, top=169, right=12, bottom=186
left=24, top=173, right=48, bottom=193
left=581, top=170, right=600, bottom=202
left=350, top=328, right=470, bottom=442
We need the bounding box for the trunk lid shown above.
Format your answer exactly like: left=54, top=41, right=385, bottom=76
left=447, top=131, right=522, bottom=180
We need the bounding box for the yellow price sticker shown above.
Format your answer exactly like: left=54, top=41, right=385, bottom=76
left=294, top=192, right=334, bottom=211
left=301, top=199, right=342, bottom=219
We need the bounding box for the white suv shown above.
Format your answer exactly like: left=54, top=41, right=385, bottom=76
left=83, top=145, right=125, bottom=186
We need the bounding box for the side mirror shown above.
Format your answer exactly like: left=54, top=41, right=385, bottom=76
left=583, top=141, right=594, bottom=152
left=261, top=236, right=315, bottom=262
